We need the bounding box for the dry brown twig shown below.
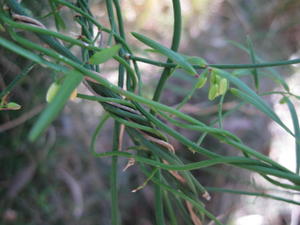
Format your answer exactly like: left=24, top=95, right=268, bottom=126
left=12, top=14, right=46, bottom=29
left=0, top=104, right=44, bottom=132
left=142, top=132, right=175, bottom=154
left=186, top=201, right=203, bottom=225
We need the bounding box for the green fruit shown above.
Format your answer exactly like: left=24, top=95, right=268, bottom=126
left=210, top=70, right=217, bottom=84
left=208, top=84, right=219, bottom=100
left=210, top=70, right=221, bottom=85
left=46, top=82, right=60, bottom=103
left=218, top=78, right=228, bottom=95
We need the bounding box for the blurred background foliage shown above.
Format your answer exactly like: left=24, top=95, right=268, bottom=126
left=1, top=0, right=300, bottom=224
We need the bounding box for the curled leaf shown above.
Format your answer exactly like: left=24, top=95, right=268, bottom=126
left=3, top=102, right=21, bottom=110
left=186, top=56, right=207, bottom=67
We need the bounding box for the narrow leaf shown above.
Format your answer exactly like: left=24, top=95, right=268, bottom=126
left=29, top=70, right=83, bottom=141
left=246, top=36, right=259, bottom=90
left=0, top=36, right=45, bottom=65
left=46, top=82, right=60, bottom=102
left=89, top=44, right=121, bottom=64
left=230, top=87, right=293, bottom=136
left=0, top=36, right=64, bottom=71
left=48, top=0, right=66, bottom=30
left=184, top=55, right=207, bottom=67
left=285, top=97, right=300, bottom=174
left=229, top=40, right=290, bottom=91
left=217, top=68, right=292, bottom=135
left=131, top=32, right=197, bottom=75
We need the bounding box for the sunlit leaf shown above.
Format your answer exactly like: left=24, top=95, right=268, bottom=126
left=89, top=44, right=121, bottom=64
left=132, top=32, right=197, bottom=75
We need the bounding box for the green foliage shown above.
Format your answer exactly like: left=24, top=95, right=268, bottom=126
left=89, top=44, right=121, bottom=64
left=1, top=0, right=300, bottom=225
left=132, top=32, right=197, bottom=76
left=29, top=70, right=83, bottom=141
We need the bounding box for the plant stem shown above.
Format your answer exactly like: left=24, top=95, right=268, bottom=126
left=152, top=0, right=181, bottom=102
left=130, top=55, right=300, bottom=69
left=0, top=62, right=35, bottom=99
left=111, top=123, right=121, bottom=225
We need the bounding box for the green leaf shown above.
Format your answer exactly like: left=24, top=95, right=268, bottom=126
left=131, top=32, right=197, bottom=75
left=48, top=0, right=66, bottom=30
left=216, top=69, right=292, bottom=135
left=29, top=70, right=83, bottom=141
left=89, top=44, right=121, bottom=64
left=228, top=40, right=290, bottom=92
left=0, top=36, right=46, bottom=66
left=284, top=97, right=300, bottom=174
left=0, top=102, right=22, bottom=110
left=230, top=87, right=293, bottom=136
left=184, top=56, right=207, bottom=67
left=0, top=36, right=65, bottom=72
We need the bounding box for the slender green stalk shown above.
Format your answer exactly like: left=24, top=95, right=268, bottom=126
left=93, top=151, right=284, bottom=174
left=0, top=62, right=35, bottom=99
left=263, top=175, right=300, bottom=191
left=152, top=0, right=181, bottom=102
left=217, top=94, right=225, bottom=129
left=3, top=1, right=300, bottom=223
left=1, top=34, right=296, bottom=180
left=246, top=35, right=259, bottom=90
left=111, top=123, right=121, bottom=225
left=90, top=113, right=111, bottom=155
left=164, top=192, right=178, bottom=225
left=104, top=2, right=124, bottom=223
left=77, top=93, right=135, bottom=108
left=109, top=113, right=161, bottom=136
left=129, top=55, right=300, bottom=69
left=54, top=0, right=131, bottom=53
left=206, top=187, right=300, bottom=206
left=105, top=0, right=117, bottom=44
left=285, top=97, right=300, bottom=174
left=154, top=168, right=166, bottom=225
left=112, top=0, right=125, bottom=39
left=140, top=165, right=224, bottom=225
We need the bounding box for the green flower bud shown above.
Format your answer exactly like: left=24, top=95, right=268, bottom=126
left=218, top=78, right=228, bottom=95
left=196, top=76, right=208, bottom=89
left=208, top=84, right=219, bottom=100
